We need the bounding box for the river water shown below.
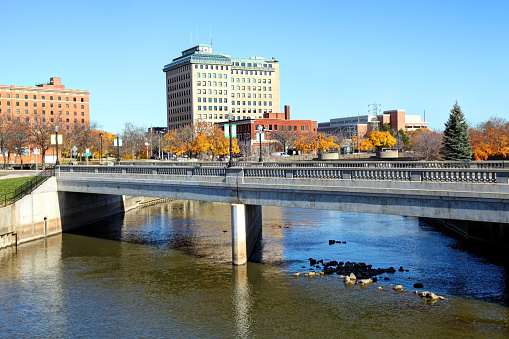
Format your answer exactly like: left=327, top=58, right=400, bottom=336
left=1, top=200, right=508, bottom=338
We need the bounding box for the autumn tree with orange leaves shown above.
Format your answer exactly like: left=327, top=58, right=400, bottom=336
left=162, top=123, right=240, bottom=158
left=360, top=131, right=396, bottom=152
left=295, top=133, right=335, bottom=154
left=470, top=117, right=509, bottom=160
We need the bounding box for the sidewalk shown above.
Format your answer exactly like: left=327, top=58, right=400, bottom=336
left=0, top=170, right=39, bottom=180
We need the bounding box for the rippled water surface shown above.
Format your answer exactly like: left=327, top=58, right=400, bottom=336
left=1, top=200, right=508, bottom=338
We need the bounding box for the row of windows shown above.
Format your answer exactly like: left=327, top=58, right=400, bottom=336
left=168, top=113, right=191, bottom=122
left=197, top=106, right=228, bottom=112
left=196, top=81, right=227, bottom=87
left=233, top=62, right=273, bottom=68
left=0, top=101, right=85, bottom=109
left=196, top=73, right=227, bottom=79
left=197, top=97, right=227, bottom=103
left=0, top=116, right=85, bottom=123
left=168, top=73, right=190, bottom=84
left=168, top=97, right=191, bottom=108
left=168, top=106, right=191, bottom=115
left=231, top=78, right=271, bottom=84
left=231, top=70, right=273, bottom=76
left=232, top=101, right=272, bottom=106
left=233, top=93, right=272, bottom=99
left=0, top=93, right=86, bottom=102
left=196, top=89, right=227, bottom=95
left=167, top=65, right=191, bottom=76
left=231, top=109, right=271, bottom=115
left=0, top=109, right=85, bottom=116
left=230, top=86, right=272, bottom=91
left=168, top=89, right=190, bottom=100
left=197, top=113, right=259, bottom=120
left=194, top=64, right=228, bottom=71
left=167, top=81, right=190, bottom=92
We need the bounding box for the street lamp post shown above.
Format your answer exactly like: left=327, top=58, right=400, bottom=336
left=99, top=133, right=103, bottom=164
left=55, top=126, right=60, bottom=165
left=116, top=135, right=121, bottom=162
left=258, top=125, right=264, bottom=162
left=228, top=113, right=234, bottom=167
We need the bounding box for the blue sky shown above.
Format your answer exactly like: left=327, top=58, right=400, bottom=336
left=1, top=0, right=508, bottom=133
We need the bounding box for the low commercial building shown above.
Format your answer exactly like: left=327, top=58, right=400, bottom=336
left=318, top=109, right=427, bottom=137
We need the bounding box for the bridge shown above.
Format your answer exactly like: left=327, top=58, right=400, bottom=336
left=55, top=160, right=509, bottom=264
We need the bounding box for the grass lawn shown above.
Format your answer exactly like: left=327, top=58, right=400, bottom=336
left=0, top=177, right=35, bottom=197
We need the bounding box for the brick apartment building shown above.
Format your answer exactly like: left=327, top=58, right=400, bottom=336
left=0, top=77, right=90, bottom=164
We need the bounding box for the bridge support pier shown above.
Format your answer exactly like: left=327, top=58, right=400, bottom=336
left=231, top=204, right=262, bottom=265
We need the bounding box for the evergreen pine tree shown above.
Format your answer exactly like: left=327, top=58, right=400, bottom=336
left=441, top=101, right=472, bottom=160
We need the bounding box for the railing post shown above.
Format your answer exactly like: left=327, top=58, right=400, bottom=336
left=342, top=170, right=351, bottom=180
left=410, top=171, right=422, bottom=181
left=496, top=172, right=509, bottom=184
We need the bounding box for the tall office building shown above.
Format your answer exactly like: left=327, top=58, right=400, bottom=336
left=163, top=44, right=280, bottom=130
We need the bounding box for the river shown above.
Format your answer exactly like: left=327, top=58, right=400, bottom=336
left=1, top=200, right=508, bottom=338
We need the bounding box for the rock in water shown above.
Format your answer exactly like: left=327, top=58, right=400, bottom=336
left=419, top=291, right=439, bottom=300
left=393, top=285, right=404, bottom=292
left=358, top=279, right=373, bottom=286
left=329, top=240, right=336, bottom=245
left=413, top=283, right=424, bottom=289
left=348, top=273, right=357, bottom=281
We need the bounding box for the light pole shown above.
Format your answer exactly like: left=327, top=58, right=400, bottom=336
left=258, top=125, right=264, bottom=162
left=227, top=112, right=234, bottom=167
left=55, top=126, right=60, bottom=165
left=116, top=135, right=121, bottom=162
left=99, top=133, right=103, bottom=164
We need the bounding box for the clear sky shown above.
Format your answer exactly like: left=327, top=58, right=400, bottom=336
left=1, top=0, right=508, bottom=133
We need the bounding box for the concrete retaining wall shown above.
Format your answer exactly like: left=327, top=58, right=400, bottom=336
left=0, top=178, right=157, bottom=248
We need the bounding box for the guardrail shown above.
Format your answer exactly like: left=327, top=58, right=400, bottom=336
left=114, top=160, right=509, bottom=169
left=57, top=162, right=509, bottom=184
left=1, top=167, right=55, bottom=207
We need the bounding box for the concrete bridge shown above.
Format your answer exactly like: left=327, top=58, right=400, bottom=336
left=54, top=160, right=509, bottom=264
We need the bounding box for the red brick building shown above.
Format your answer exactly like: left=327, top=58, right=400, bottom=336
left=0, top=77, right=90, bottom=165
left=219, top=105, right=317, bottom=157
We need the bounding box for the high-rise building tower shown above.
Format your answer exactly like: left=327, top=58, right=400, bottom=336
left=163, top=44, right=280, bottom=130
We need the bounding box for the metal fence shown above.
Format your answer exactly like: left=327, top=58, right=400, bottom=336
left=1, top=167, right=55, bottom=207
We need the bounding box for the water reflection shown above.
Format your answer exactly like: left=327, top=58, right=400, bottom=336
left=1, top=200, right=509, bottom=337
left=233, top=265, right=251, bottom=339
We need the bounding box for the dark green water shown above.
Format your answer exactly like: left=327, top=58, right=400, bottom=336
left=0, top=200, right=508, bottom=338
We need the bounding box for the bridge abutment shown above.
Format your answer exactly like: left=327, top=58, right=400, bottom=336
left=231, top=204, right=262, bottom=265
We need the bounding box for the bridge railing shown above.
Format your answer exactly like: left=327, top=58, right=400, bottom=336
left=114, top=160, right=509, bottom=170
left=57, top=162, right=509, bottom=184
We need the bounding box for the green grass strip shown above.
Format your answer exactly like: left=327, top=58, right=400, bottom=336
left=0, top=177, right=35, bottom=197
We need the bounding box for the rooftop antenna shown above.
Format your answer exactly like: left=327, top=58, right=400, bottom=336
left=210, top=26, right=212, bottom=46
